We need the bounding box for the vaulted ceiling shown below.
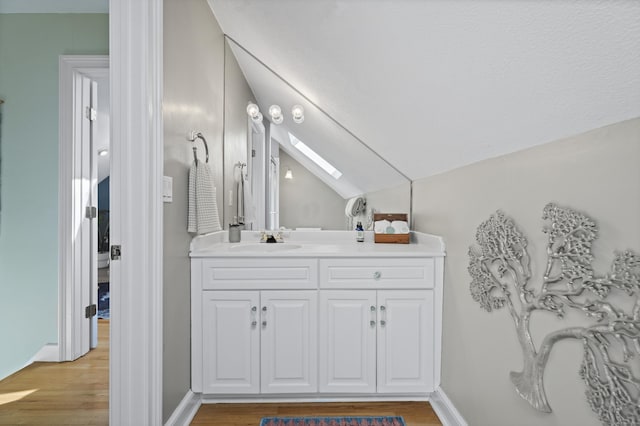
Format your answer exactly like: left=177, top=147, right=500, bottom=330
left=6, top=1, right=639, bottom=182
left=209, top=0, right=640, bottom=181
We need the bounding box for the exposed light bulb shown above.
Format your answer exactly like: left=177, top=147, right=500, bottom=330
left=246, top=102, right=260, bottom=118
left=268, top=104, right=281, bottom=117
left=284, top=168, right=293, bottom=179
left=291, top=105, right=304, bottom=124
left=269, top=104, right=283, bottom=124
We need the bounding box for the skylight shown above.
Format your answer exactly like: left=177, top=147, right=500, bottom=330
left=288, top=133, right=342, bottom=179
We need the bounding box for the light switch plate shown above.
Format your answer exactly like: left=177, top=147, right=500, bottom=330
left=163, top=176, right=173, bottom=203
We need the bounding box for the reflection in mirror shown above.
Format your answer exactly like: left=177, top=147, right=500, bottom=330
left=223, top=37, right=411, bottom=231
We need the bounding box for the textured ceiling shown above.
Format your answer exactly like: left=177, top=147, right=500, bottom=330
left=209, top=0, right=640, bottom=181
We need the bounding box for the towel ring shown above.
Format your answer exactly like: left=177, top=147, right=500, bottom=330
left=188, top=131, right=209, bottom=164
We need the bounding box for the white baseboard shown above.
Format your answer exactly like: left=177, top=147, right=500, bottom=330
left=167, top=388, right=463, bottom=426
left=165, top=390, right=202, bottom=426
left=430, top=387, right=467, bottom=426
left=31, top=344, right=60, bottom=363
left=0, top=344, right=61, bottom=382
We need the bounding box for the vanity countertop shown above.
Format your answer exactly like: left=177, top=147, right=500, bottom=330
left=190, top=230, right=445, bottom=258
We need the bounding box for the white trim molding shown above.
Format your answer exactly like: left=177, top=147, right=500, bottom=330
left=109, top=0, right=164, bottom=424
left=58, top=55, right=109, bottom=363
left=30, top=344, right=60, bottom=363
left=164, top=391, right=202, bottom=426
left=430, top=387, right=468, bottom=426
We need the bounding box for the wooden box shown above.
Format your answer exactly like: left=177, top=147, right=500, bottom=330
left=373, top=213, right=410, bottom=244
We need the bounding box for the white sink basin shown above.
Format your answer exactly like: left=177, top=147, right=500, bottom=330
left=229, top=243, right=302, bottom=252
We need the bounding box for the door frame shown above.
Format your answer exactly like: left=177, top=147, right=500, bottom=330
left=109, top=1, right=164, bottom=424
left=58, top=55, right=109, bottom=362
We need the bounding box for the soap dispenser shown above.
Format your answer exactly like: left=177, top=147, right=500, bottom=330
left=356, top=221, right=364, bottom=242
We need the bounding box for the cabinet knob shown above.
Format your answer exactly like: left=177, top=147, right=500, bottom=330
left=370, top=305, right=376, bottom=311
left=251, top=321, right=257, bottom=327
left=373, top=271, right=381, bottom=280
left=380, top=320, right=386, bottom=327
left=262, top=321, right=267, bottom=327
left=251, top=306, right=257, bottom=312
left=380, top=305, right=386, bottom=311
left=262, top=306, right=267, bottom=312
left=370, top=320, right=376, bottom=327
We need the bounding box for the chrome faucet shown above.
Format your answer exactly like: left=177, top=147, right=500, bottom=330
left=260, top=231, right=282, bottom=243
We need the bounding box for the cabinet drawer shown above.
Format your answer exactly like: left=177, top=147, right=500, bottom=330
left=319, top=258, right=434, bottom=289
left=200, top=258, right=318, bottom=290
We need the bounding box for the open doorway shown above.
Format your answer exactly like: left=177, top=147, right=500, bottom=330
left=58, top=55, right=110, bottom=360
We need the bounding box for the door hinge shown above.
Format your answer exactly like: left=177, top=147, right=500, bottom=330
left=85, top=304, right=97, bottom=319
left=111, top=245, right=121, bottom=261
left=85, top=106, right=97, bottom=121
left=85, top=206, right=97, bottom=219
left=252, top=149, right=256, bottom=158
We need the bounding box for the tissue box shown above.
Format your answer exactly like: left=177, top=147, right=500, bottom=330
left=374, top=213, right=410, bottom=244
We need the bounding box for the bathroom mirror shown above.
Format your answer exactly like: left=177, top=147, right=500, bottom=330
left=223, top=37, right=411, bottom=231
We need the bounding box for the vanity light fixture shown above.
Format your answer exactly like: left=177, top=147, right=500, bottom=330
left=284, top=168, right=293, bottom=179
left=246, top=102, right=263, bottom=124
left=98, top=149, right=109, bottom=157
left=291, top=105, right=304, bottom=124
left=269, top=104, right=283, bottom=124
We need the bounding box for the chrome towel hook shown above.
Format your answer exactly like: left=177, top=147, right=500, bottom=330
left=187, top=131, right=209, bottom=164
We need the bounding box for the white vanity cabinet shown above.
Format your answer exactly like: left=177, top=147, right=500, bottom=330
left=201, top=289, right=317, bottom=394
left=193, top=258, right=318, bottom=394
left=201, top=291, right=260, bottom=394
left=319, top=289, right=434, bottom=394
left=318, top=258, right=435, bottom=394
left=260, top=290, right=318, bottom=393
left=191, top=235, right=444, bottom=401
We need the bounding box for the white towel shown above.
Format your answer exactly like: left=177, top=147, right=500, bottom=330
left=236, top=176, right=245, bottom=222
left=374, top=219, right=391, bottom=234
left=188, top=161, right=221, bottom=234
left=391, top=220, right=409, bottom=234
left=242, top=174, right=255, bottom=227
left=345, top=196, right=365, bottom=217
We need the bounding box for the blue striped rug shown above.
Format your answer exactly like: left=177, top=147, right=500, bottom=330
left=259, top=416, right=405, bottom=426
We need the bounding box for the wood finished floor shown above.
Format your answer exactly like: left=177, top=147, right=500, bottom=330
left=0, top=320, right=109, bottom=425
left=0, top=320, right=441, bottom=426
left=192, top=402, right=442, bottom=426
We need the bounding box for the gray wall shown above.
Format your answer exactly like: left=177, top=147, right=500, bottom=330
left=279, top=150, right=347, bottom=230
left=364, top=182, right=411, bottom=223
left=162, top=0, right=225, bottom=420
left=0, top=13, right=109, bottom=380
left=412, top=118, right=640, bottom=426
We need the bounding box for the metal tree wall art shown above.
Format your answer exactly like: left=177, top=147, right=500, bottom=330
left=468, top=203, right=640, bottom=425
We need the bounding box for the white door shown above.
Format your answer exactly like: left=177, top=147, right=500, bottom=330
left=377, top=290, right=434, bottom=393
left=202, top=291, right=260, bottom=394
left=319, top=290, right=376, bottom=393
left=75, top=74, right=98, bottom=358
left=261, top=290, right=317, bottom=393
left=89, top=79, right=99, bottom=349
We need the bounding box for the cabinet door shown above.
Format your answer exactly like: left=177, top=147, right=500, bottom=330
left=377, top=290, right=434, bottom=393
left=202, top=291, right=260, bottom=394
left=319, top=290, right=377, bottom=393
left=260, top=290, right=318, bottom=393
